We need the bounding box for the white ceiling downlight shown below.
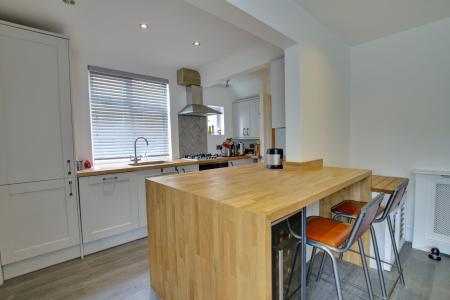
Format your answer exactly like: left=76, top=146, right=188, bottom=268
left=192, top=41, right=200, bottom=46
left=139, top=23, right=149, bottom=30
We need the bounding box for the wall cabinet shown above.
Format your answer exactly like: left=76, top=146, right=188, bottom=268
left=0, top=22, right=75, bottom=186
left=233, top=97, right=260, bottom=139
left=79, top=173, right=139, bottom=243
left=0, top=179, right=79, bottom=264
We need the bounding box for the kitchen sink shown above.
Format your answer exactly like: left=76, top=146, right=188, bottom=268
left=128, top=160, right=170, bottom=166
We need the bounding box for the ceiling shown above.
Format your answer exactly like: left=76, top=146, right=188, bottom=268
left=294, top=0, right=450, bottom=45
left=0, top=0, right=279, bottom=69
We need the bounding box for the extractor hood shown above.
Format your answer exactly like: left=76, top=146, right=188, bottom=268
left=178, top=85, right=222, bottom=116
left=177, top=68, right=222, bottom=116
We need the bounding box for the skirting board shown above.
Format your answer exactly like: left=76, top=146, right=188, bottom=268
left=3, top=245, right=81, bottom=281
left=83, top=227, right=147, bottom=256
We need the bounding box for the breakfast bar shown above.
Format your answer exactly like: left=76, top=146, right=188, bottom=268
left=146, top=159, right=372, bottom=299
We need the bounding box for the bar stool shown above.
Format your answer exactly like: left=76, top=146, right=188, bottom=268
left=285, top=193, right=384, bottom=300
left=326, top=180, right=409, bottom=299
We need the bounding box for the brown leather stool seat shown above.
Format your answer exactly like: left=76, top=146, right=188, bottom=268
left=331, top=200, right=385, bottom=217
left=306, top=216, right=352, bottom=248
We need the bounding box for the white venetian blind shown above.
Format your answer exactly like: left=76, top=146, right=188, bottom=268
left=88, top=66, right=170, bottom=161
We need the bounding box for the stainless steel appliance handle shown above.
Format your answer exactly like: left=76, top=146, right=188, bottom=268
left=67, top=160, right=72, bottom=175
left=69, top=180, right=73, bottom=196
left=278, top=249, right=284, bottom=300
left=102, top=176, right=119, bottom=181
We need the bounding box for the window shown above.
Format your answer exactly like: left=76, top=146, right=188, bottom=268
left=88, top=66, right=171, bottom=162
left=207, top=106, right=225, bottom=135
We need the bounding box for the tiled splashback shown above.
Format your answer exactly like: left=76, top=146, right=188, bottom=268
left=178, top=115, right=207, bottom=157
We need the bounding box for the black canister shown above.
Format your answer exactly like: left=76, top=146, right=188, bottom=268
left=266, top=148, right=283, bottom=169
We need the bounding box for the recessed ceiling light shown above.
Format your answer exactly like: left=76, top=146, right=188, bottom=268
left=193, top=41, right=200, bottom=46
left=62, top=0, right=75, bottom=5
left=140, top=23, right=149, bottom=30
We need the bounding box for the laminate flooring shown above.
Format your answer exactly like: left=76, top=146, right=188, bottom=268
left=0, top=239, right=448, bottom=300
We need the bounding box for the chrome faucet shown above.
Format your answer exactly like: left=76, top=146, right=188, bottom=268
left=132, top=137, right=149, bottom=164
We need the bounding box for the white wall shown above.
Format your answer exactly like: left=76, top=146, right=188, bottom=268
left=70, top=49, right=186, bottom=162
left=270, top=57, right=285, bottom=128
left=227, top=0, right=351, bottom=166
left=200, top=42, right=282, bottom=87
left=202, top=85, right=235, bottom=153
left=350, top=17, right=450, bottom=240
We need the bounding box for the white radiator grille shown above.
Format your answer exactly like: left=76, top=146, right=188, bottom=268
left=434, top=183, right=450, bottom=237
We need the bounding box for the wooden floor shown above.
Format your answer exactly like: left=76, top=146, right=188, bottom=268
left=0, top=239, right=448, bottom=300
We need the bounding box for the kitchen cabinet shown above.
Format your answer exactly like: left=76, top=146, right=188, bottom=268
left=0, top=179, right=80, bottom=264
left=0, top=21, right=78, bottom=280
left=0, top=21, right=75, bottom=185
left=135, top=165, right=199, bottom=227
left=233, top=97, right=260, bottom=139
left=78, top=173, right=139, bottom=243
left=135, top=169, right=162, bottom=227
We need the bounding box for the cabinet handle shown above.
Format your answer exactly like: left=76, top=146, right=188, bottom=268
left=102, top=176, right=118, bottom=181
left=441, top=175, right=450, bottom=178
left=242, top=128, right=246, bottom=136
left=69, top=180, right=73, bottom=196
left=175, top=166, right=179, bottom=174
left=246, top=128, right=250, bottom=136
left=229, top=161, right=234, bottom=167
left=67, top=160, right=72, bottom=175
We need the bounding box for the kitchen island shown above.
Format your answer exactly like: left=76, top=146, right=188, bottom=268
left=146, top=159, right=371, bottom=299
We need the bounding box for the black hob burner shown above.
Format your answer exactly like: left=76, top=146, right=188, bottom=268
left=184, top=153, right=222, bottom=160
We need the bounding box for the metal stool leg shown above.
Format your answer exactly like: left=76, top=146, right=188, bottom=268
left=387, top=215, right=405, bottom=286
left=370, top=225, right=387, bottom=299
left=321, top=248, right=343, bottom=300
left=306, top=246, right=317, bottom=286
left=358, top=238, right=374, bottom=300
left=285, top=241, right=300, bottom=298
left=316, top=251, right=327, bottom=282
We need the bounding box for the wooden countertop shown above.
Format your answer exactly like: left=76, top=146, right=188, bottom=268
left=149, top=162, right=371, bottom=222
left=372, top=175, right=408, bottom=194
left=77, top=155, right=254, bottom=177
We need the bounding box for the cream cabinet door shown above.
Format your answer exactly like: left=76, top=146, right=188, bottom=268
left=0, top=179, right=80, bottom=264
left=79, top=173, right=139, bottom=243
left=0, top=23, right=74, bottom=185
left=233, top=100, right=250, bottom=138
left=135, top=169, right=162, bottom=227
left=248, top=99, right=260, bottom=139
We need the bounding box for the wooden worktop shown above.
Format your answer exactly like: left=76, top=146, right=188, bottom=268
left=150, top=162, right=371, bottom=222
left=372, top=175, right=408, bottom=194
left=77, top=155, right=254, bottom=177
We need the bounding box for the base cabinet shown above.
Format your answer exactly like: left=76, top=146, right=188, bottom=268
left=78, top=173, right=139, bottom=243
left=135, top=169, right=162, bottom=227
left=0, top=179, right=80, bottom=265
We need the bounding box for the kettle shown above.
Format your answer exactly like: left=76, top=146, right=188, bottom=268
left=266, top=148, right=283, bottom=169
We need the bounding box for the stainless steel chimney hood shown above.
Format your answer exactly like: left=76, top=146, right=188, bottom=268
left=177, top=68, right=222, bottom=116
left=178, top=85, right=222, bottom=116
